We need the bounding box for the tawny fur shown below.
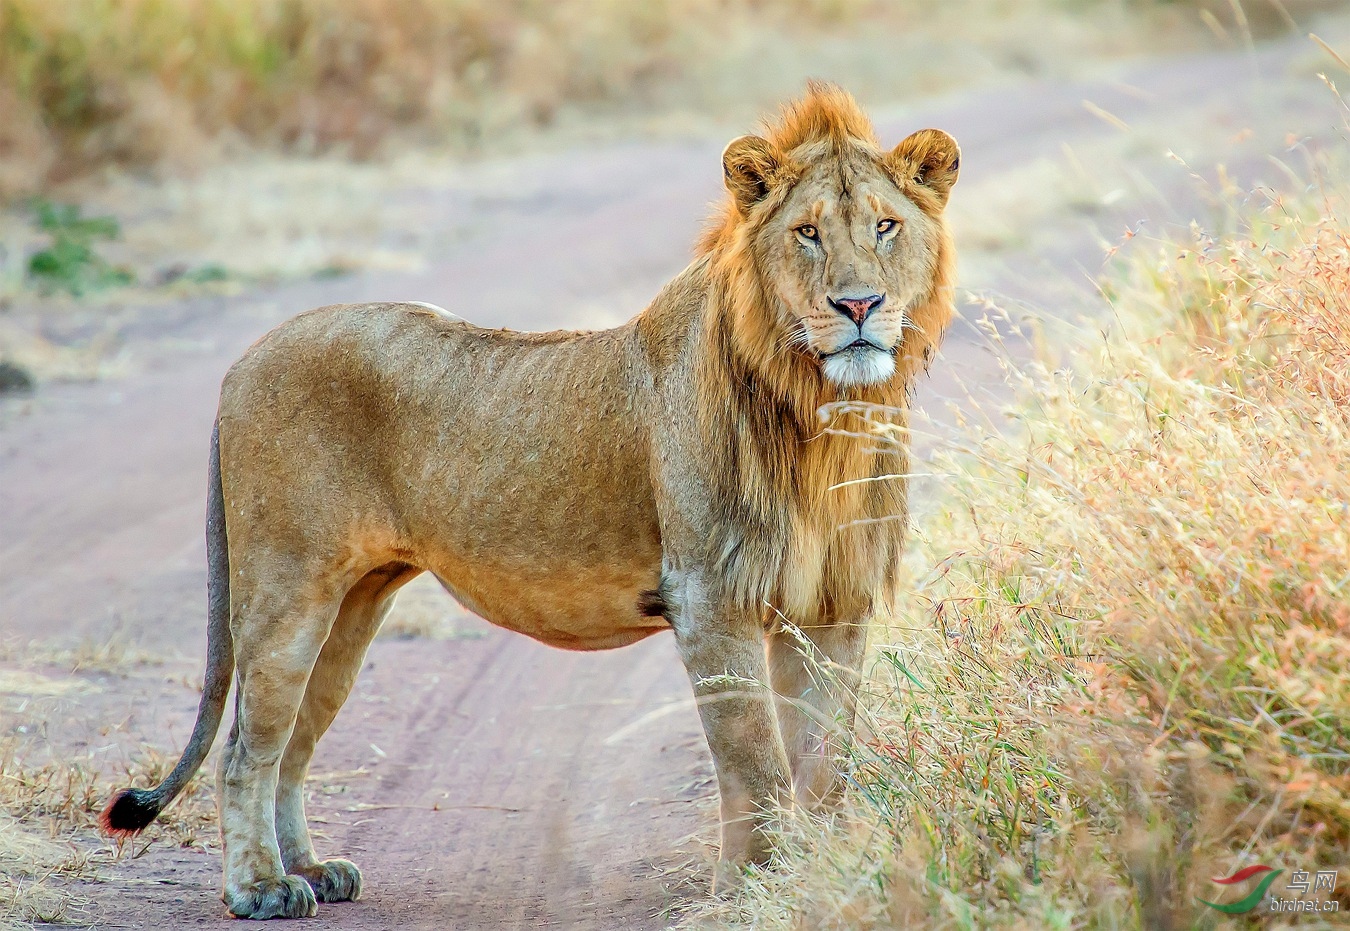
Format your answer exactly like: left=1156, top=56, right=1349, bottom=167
left=99, top=83, right=958, bottom=917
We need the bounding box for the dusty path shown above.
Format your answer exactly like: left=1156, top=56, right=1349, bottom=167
left=0, top=34, right=1345, bottom=929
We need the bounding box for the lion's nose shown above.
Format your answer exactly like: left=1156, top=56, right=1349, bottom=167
left=827, top=293, right=885, bottom=326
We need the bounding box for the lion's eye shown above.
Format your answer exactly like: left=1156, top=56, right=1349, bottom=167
left=877, top=218, right=899, bottom=237
left=795, top=224, right=819, bottom=243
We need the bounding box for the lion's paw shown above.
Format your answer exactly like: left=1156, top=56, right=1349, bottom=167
left=224, top=874, right=318, bottom=919
left=294, top=858, right=363, bottom=903
left=711, top=859, right=747, bottom=898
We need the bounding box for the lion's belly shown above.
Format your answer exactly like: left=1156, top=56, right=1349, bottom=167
left=400, top=458, right=667, bottom=650
left=422, top=551, right=667, bottom=651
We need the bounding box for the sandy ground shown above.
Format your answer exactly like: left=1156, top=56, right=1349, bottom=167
left=1, top=31, right=1347, bottom=930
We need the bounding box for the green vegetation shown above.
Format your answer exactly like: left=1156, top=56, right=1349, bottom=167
left=25, top=200, right=133, bottom=295
left=689, top=173, right=1350, bottom=928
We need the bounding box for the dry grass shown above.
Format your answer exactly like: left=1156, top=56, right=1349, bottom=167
left=0, top=812, right=87, bottom=927
left=0, top=743, right=218, bottom=849
left=0, top=636, right=165, bottom=678
left=0, top=0, right=1232, bottom=200
left=0, top=739, right=218, bottom=928
left=685, top=169, right=1350, bottom=927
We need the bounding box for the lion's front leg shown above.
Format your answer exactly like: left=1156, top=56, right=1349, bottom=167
left=671, top=578, right=792, bottom=887
left=766, top=619, right=867, bottom=812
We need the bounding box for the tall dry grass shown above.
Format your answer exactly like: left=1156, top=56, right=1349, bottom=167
left=688, top=172, right=1350, bottom=928
left=0, top=0, right=1229, bottom=199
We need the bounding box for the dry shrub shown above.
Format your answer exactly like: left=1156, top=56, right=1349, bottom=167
left=0, top=0, right=1219, bottom=199
left=688, top=176, right=1350, bottom=928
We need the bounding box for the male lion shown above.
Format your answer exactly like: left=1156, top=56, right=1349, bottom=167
left=100, top=84, right=958, bottom=918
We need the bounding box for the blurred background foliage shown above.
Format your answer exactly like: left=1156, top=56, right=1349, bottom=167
left=0, top=0, right=1327, bottom=201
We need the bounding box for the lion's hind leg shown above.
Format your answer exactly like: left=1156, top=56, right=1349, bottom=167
left=275, top=563, right=419, bottom=904
left=217, top=573, right=349, bottom=920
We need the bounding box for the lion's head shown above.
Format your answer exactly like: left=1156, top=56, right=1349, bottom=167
left=701, top=83, right=958, bottom=394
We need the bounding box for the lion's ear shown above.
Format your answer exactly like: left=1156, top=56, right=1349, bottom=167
left=722, top=135, right=782, bottom=215
left=889, top=129, right=960, bottom=206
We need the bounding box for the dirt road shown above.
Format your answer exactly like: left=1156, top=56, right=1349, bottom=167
left=1, top=34, right=1344, bottom=929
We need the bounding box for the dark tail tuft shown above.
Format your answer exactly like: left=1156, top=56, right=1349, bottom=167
left=98, top=787, right=163, bottom=838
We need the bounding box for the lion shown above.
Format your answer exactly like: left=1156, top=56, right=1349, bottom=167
left=99, top=83, right=958, bottom=918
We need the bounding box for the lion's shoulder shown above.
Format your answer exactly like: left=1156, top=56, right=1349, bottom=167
left=634, top=259, right=710, bottom=374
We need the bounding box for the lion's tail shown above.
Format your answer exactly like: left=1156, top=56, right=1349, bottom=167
left=99, top=420, right=235, bottom=837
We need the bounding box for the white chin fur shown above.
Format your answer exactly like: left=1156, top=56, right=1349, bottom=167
left=822, top=347, right=895, bottom=388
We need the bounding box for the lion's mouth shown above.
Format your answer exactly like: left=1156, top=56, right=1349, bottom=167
left=823, top=338, right=889, bottom=358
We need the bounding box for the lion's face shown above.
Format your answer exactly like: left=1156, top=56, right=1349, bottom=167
left=721, top=127, right=959, bottom=389
left=765, top=159, right=943, bottom=388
